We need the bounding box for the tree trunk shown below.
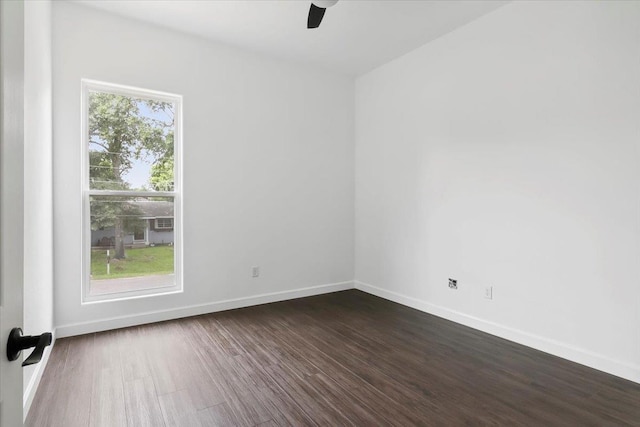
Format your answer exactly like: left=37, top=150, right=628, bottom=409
left=111, top=137, right=126, bottom=259
left=114, top=218, right=126, bottom=259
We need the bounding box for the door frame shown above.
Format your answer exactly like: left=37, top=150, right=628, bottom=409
left=0, top=0, right=26, bottom=425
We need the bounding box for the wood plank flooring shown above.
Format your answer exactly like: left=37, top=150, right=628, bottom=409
left=26, top=290, right=640, bottom=426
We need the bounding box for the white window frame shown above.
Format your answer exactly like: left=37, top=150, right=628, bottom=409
left=155, top=217, right=173, bottom=229
left=81, top=79, right=183, bottom=303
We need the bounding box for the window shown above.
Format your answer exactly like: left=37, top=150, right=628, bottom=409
left=82, top=80, right=182, bottom=302
left=155, top=218, right=173, bottom=229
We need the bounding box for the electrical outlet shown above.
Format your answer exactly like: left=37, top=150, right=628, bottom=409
left=448, top=278, right=457, bottom=289
left=484, top=286, right=493, bottom=300
left=252, top=266, right=260, bottom=278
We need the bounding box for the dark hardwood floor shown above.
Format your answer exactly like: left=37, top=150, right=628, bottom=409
left=26, top=290, right=640, bottom=426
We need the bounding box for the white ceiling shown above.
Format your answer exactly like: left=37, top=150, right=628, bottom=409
left=74, top=0, right=508, bottom=76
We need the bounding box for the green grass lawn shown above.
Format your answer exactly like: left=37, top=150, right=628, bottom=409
left=91, top=246, right=174, bottom=280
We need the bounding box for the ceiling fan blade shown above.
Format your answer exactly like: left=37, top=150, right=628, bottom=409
left=307, top=3, right=326, bottom=29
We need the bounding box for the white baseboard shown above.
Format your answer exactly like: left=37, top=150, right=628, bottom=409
left=56, top=281, right=354, bottom=338
left=354, top=280, right=640, bottom=385
left=23, top=328, right=56, bottom=422
left=54, top=278, right=640, bottom=385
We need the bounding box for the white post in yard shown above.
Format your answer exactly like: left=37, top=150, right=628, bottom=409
left=107, top=249, right=110, bottom=275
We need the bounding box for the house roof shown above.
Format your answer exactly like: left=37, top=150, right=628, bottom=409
left=132, top=200, right=174, bottom=218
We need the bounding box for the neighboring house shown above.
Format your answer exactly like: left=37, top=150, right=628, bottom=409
left=91, top=200, right=174, bottom=248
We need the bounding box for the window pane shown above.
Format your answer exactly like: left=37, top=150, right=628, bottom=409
left=89, top=195, right=175, bottom=296
left=88, top=91, right=175, bottom=191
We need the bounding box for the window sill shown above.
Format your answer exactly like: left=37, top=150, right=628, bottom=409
left=82, top=281, right=182, bottom=304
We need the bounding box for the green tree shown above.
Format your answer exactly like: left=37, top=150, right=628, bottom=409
left=149, top=133, right=174, bottom=191
left=89, top=92, right=173, bottom=258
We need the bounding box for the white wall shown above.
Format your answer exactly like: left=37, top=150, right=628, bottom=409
left=53, top=2, right=354, bottom=332
left=355, top=1, right=640, bottom=382
left=24, top=0, right=53, bottom=415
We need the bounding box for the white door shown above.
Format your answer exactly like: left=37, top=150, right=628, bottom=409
left=0, top=0, right=25, bottom=425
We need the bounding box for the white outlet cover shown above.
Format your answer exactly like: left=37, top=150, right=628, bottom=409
left=485, top=286, right=493, bottom=299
